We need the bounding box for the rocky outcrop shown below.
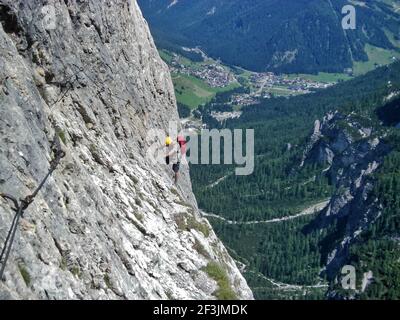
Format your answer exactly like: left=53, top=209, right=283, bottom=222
left=0, top=0, right=252, bottom=300
left=303, top=112, right=391, bottom=279
left=301, top=112, right=374, bottom=168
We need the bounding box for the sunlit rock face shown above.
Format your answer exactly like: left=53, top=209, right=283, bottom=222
left=0, top=0, right=253, bottom=300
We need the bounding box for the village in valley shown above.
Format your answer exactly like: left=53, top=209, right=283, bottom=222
left=166, top=47, right=335, bottom=106
left=160, top=47, right=341, bottom=128
left=168, top=48, right=237, bottom=88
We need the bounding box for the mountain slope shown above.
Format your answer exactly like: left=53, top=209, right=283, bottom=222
left=138, top=0, right=400, bottom=73
left=191, top=62, right=400, bottom=299
left=0, top=0, right=252, bottom=300
left=301, top=103, right=400, bottom=299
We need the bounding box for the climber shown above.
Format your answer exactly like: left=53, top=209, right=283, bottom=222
left=165, top=136, right=172, bottom=165
left=164, top=135, right=179, bottom=183
left=172, top=135, right=187, bottom=184
left=177, top=135, right=187, bottom=157
left=165, top=135, right=187, bottom=184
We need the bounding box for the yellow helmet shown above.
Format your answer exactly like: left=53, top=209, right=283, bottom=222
left=165, top=136, right=172, bottom=146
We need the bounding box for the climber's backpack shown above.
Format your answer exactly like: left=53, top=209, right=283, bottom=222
left=177, top=135, right=187, bottom=155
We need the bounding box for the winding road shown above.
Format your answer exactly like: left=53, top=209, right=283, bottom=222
left=207, top=200, right=331, bottom=291
left=248, top=269, right=328, bottom=291
left=206, top=173, right=232, bottom=189
left=201, top=199, right=330, bottom=225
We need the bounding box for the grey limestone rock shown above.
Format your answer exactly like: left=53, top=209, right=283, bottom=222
left=0, top=0, right=253, bottom=300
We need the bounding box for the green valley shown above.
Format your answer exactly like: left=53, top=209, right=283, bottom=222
left=160, top=48, right=341, bottom=112
left=137, top=0, right=400, bottom=301
left=190, top=62, right=400, bottom=299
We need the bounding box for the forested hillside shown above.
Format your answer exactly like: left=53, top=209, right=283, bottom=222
left=190, top=62, right=400, bottom=299
left=138, top=0, right=400, bottom=74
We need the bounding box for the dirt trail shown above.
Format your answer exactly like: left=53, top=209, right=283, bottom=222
left=201, top=200, right=330, bottom=225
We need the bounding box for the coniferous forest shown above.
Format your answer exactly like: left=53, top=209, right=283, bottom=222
left=190, top=62, right=400, bottom=299
left=137, top=0, right=400, bottom=300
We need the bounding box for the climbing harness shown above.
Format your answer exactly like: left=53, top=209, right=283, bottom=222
left=0, top=135, right=65, bottom=280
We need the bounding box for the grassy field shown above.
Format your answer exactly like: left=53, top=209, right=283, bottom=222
left=267, top=86, right=295, bottom=97
left=287, top=72, right=353, bottom=83
left=158, top=49, right=174, bottom=64
left=161, top=43, right=400, bottom=110
left=159, top=49, right=203, bottom=69
left=353, top=44, right=400, bottom=76
left=287, top=44, right=400, bottom=81
left=172, top=73, right=240, bottom=109
left=159, top=49, right=241, bottom=109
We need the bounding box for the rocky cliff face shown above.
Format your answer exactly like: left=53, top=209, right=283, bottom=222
left=303, top=112, right=390, bottom=281
left=0, top=0, right=252, bottom=300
